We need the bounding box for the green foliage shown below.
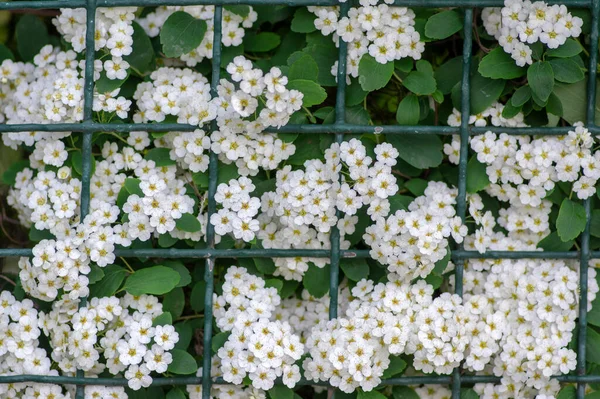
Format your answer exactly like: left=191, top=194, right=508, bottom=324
left=167, top=349, right=197, bottom=374
left=403, top=70, right=437, bottom=95
left=269, top=386, right=295, bottom=399
left=340, top=258, right=370, bottom=281
left=160, top=11, right=207, bottom=58
left=291, top=8, right=317, bottom=33
left=466, top=156, right=490, bottom=193
left=90, top=265, right=127, bottom=298
left=175, top=213, right=202, bottom=233
left=16, top=15, right=49, bottom=62
left=556, top=198, right=587, bottom=242
left=549, top=58, right=585, bottom=83
left=396, top=94, right=420, bottom=125
left=358, top=55, right=394, bottom=92
left=244, top=32, right=281, bottom=52
left=303, top=263, right=330, bottom=298
left=358, top=391, right=387, bottom=399
left=123, top=266, right=181, bottom=296
left=392, top=387, right=419, bottom=399
left=287, top=79, right=326, bottom=106
left=528, top=61, right=554, bottom=103
left=479, top=47, right=526, bottom=79
left=424, top=10, right=462, bottom=40
left=388, top=134, right=443, bottom=169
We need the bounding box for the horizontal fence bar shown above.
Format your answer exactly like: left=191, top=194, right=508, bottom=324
left=0, top=0, right=592, bottom=10
left=0, top=373, right=597, bottom=387
left=2, top=247, right=599, bottom=260
left=0, top=123, right=593, bottom=136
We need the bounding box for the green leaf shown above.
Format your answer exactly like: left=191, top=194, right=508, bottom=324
left=269, top=386, right=294, bottom=399
left=255, top=258, right=276, bottom=274
left=403, top=70, right=437, bottom=95
left=435, top=56, right=463, bottom=94
left=555, top=386, right=576, bottom=399
left=528, top=61, right=554, bottom=103
left=479, top=47, right=526, bottom=79
left=291, top=7, right=316, bottom=33
left=340, top=258, right=369, bottom=282
left=425, top=10, right=462, bottom=39
left=90, top=265, right=127, bottom=298
left=388, top=134, right=443, bottom=169
left=0, top=44, right=14, bottom=63
left=123, top=266, right=181, bottom=296
left=396, top=94, right=420, bottom=125
left=546, top=38, right=583, bottom=58
left=461, top=389, right=479, bottom=399
left=346, top=79, right=369, bottom=106
left=587, top=327, right=600, bottom=364
left=16, top=15, right=50, bottom=62
left=124, top=178, right=144, bottom=196
left=190, top=281, right=206, bottom=312
left=2, top=159, right=29, bottom=186
left=303, top=263, right=330, bottom=298
left=358, top=55, right=394, bottom=92
left=153, top=312, right=173, bottom=326
left=163, top=261, right=192, bottom=287
left=553, top=78, right=600, bottom=125
left=287, top=79, right=326, bottom=107
left=160, top=11, right=207, bottom=58
left=224, top=5, right=250, bottom=17
left=591, top=209, right=600, bottom=238
left=389, top=195, right=413, bottom=213
left=176, top=213, right=201, bottom=233
left=588, top=294, right=600, bottom=327
left=244, top=32, right=281, bottom=52
left=381, top=356, right=407, bottom=379
left=168, top=349, right=198, bottom=375
left=288, top=54, right=319, bottom=82
left=511, top=85, right=531, bottom=107
left=164, top=287, right=185, bottom=319
left=265, top=278, right=284, bottom=293
left=469, top=73, right=505, bottom=114
left=166, top=388, right=186, bottom=399
left=404, top=178, right=428, bottom=196
left=549, top=58, right=585, bottom=83
left=287, top=134, right=321, bottom=165
left=556, top=199, right=587, bottom=242
left=303, top=42, right=337, bottom=86
left=538, top=231, right=574, bottom=251
left=358, top=391, right=387, bottom=399
left=547, top=92, right=563, bottom=116
left=466, top=156, right=490, bottom=193
left=71, top=151, right=96, bottom=177
left=88, top=265, right=105, bottom=285
left=125, top=22, right=155, bottom=73
left=392, top=387, right=419, bottom=399
left=145, top=148, right=176, bottom=166
left=212, top=332, right=230, bottom=353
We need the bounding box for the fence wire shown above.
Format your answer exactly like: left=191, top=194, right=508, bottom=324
left=0, top=1, right=598, bottom=399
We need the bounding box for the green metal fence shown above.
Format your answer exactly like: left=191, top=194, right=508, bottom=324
left=0, top=0, right=598, bottom=398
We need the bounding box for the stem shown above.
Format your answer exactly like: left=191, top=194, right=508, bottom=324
left=392, top=71, right=403, bottom=83
left=302, top=106, right=315, bottom=121
left=0, top=275, right=16, bottom=286
left=120, top=257, right=135, bottom=274
left=176, top=314, right=204, bottom=321
left=102, top=131, right=129, bottom=144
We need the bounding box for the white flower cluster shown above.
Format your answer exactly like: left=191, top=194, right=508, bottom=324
left=303, top=279, right=438, bottom=392
left=211, top=177, right=260, bottom=242
left=39, top=294, right=178, bottom=391
left=153, top=130, right=212, bottom=173
left=274, top=286, right=351, bottom=342
left=461, top=252, right=599, bottom=397
left=0, top=291, right=61, bottom=398
left=212, top=56, right=301, bottom=175
left=365, top=181, right=467, bottom=283
left=258, top=139, right=401, bottom=280
left=187, top=361, right=266, bottom=399
left=308, top=0, right=425, bottom=80
left=54, top=7, right=137, bottom=80
left=212, top=266, right=304, bottom=390
left=482, top=0, right=583, bottom=66
left=0, top=45, right=131, bottom=133
left=447, top=109, right=600, bottom=203
left=138, top=6, right=257, bottom=66
left=133, top=67, right=215, bottom=126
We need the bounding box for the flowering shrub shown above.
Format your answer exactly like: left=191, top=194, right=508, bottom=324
left=0, top=0, right=599, bottom=399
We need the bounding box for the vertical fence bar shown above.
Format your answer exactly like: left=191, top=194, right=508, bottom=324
left=201, top=5, right=223, bottom=399
left=577, top=0, right=599, bottom=396
left=452, top=7, right=473, bottom=399
left=74, top=0, right=97, bottom=398
left=327, top=4, right=349, bottom=398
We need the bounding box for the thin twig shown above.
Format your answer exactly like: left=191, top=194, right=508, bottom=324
left=0, top=274, right=16, bottom=286
left=473, top=10, right=491, bottom=54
